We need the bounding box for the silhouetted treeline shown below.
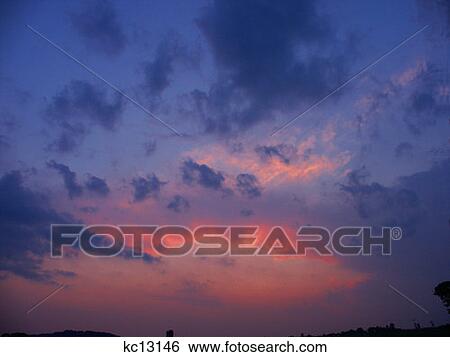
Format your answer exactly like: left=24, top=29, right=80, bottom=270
left=2, top=330, right=116, bottom=337
left=322, top=323, right=450, bottom=337
left=3, top=324, right=450, bottom=337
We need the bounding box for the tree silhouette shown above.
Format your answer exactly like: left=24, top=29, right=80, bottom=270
left=434, top=281, right=450, bottom=314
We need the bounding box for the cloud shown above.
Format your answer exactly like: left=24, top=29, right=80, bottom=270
left=48, top=132, right=79, bottom=153
left=181, top=159, right=228, bottom=192
left=131, top=174, right=167, bottom=202
left=416, top=0, right=450, bottom=39
left=167, top=195, right=190, bottom=213
left=353, top=61, right=426, bottom=139
left=186, top=141, right=349, bottom=186
left=85, top=175, right=110, bottom=197
left=354, top=60, right=448, bottom=138
left=47, top=160, right=83, bottom=199
left=70, top=0, right=127, bottom=56
left=255, top=144, right=297, bottom=164
left=236, top=173, right=262, bottom=199
left=144, top=139, right=157, bottom=156
left=339, top=159, right=450, bottom=283
left=192, top=0, right=355, bottom=133
left=340, top=166, right=421, bottom=230
left=46, top=80, right=124, bottom=130
left=240, top=208, right=254, bottom=217
left=0, top=171, right=74, bottom=281
left=142, top=33, right=197, bottom=99
left=47, top=163, right=110, bottom=199
left=397, top=158, right=450, bottom=212
left=45, top=80, right=125, bottom=152
left=403, top=65, right=450, bottom=135
left=119, top=249, right=160, bottom=264
left=79, top=206, right=98, bottom=214
left=395, top=142, right=413, bottom=158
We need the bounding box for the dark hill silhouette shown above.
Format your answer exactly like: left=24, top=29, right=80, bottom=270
left=2, top=324, right=450, bottom=337
left=2, top=330, right=116, bottom=337
left=321, top=323, right=450, bottom=337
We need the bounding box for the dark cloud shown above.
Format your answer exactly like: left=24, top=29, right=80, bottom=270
left=340, top=167, right=421, bottom=231
left=85, top=175, right=110, bottom=197
left=405, top=96, right=448, bottom=135
left=229, top=142, right=244, bottom=153
left=255, top=144, right=297, bottom=164
left=417, top=0, right=450, bottom=39
left=395, top=142, right=414, bottom=158
left=339, top=159, right=450, bottom=282
left=144, top=139, right=157, bottom=156
left=142, top=33, right=198, bottom=99
left=167, top=194, right=190, bottom=213
left=45, top=80, right=125, bottom=152
left=341, top=159, right=450, bottom=222
left=70, top=0, right=127, bottom=56
left=292, top=193, right=308, bottom=212
left=131, top=174, right=166, bottom=202
left=405, top=93, right=437, bottom=135
left=412, top=92, right=435, bottom=113
left=351, top=73, right=407, bottom=141
left=48, top=132, right=79, bottom=153
left=236, top=173, right=262, bottom=199
left=0, top=171, right=74, bottom=281
left=47, top=163, right=109, bottom=199
left=240, top=208, right=254, bottom=217
left=46, top=80, right=124, bottom=130
left=402, top=64, right=449, bottom=135
left=429, top=145, right=450, bottom=161
left=47, top=160, right=83, bottom=199
left=397, top=158, right=450, bottom=212
left=181, top=159, right=227, bottom=192
left=352, top=61, right=448, bottom=139
left=192, top=0, right=355, bottom=133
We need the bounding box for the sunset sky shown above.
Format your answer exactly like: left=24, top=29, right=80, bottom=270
left=0, top=0, right=449, bottom=336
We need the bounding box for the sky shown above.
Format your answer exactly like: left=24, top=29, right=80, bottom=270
left=0, top=0, right=449, bottom=336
